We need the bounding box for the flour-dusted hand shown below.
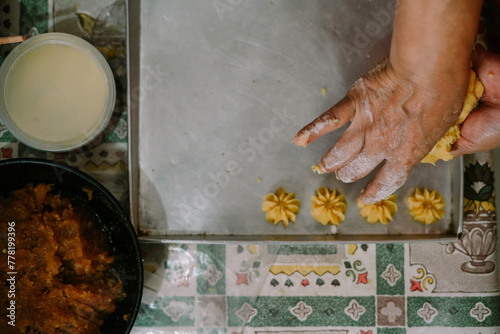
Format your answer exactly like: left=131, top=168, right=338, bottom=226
left=294, top=57, right=466, bottom=204
left=451, top=51, right=500, bottom=157
left=293, top=0, right=482, bottom=204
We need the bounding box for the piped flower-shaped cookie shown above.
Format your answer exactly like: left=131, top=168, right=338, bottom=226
left=311, top=187, right=347, bottom=225
left=407, top=188, right=445, bottom=224
left=262, top=187, right=301, bottom=227
left=358, top=195, right=398, bottom=224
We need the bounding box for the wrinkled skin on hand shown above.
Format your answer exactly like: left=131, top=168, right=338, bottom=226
left=451, top=51, right=500, bottom=157
left=294, top=57, right=468, bottom=204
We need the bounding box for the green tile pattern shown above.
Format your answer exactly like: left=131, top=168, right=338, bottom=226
left=20, top=0, right=48, bottom=34
left=378, top=328, right=407, bottom=334
left=407, top=296, right=500, bottom=327
left=268, top=244, right=338, bottom=255
left=0, top=131, right=16, bottom=142
left=134, top=296, right=195, bottom=327
left=376, top=244, right=405, bottom=295
left=197, top=329, right=226, bottom=334
left=227, top=296, right=376, bottom=327
left=197, top=244, right=226, bottom=295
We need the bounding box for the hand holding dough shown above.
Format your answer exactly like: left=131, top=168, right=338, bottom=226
left=422, top=68, right=484, bottom=164
left=451, top=51, right=500, bottom=157
left=293, top=0, right=481, bottom=205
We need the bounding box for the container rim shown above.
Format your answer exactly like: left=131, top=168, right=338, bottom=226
left=0, top=32, right=116, bottom=152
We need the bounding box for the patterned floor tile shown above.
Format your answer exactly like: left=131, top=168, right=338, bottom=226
left=226, top=244, right=277, bottom=297
left=251, top=329, right=356, bottom=334
left=196, top=296, right=227, bottom=328
left=227, top=296, right=376, bottom=327
left=378, top=328, right=406, bottom=334
left=134, top=296, right=195, bottom=327
left=0, top=142, right=18, bottom=159
left=20, top=0, right=48, bottom=34
left=197, top=328, right=227, bottom=334
left=198, top=244, right=226, bottom=295
left=131, top=328, right=197, bottom=334
left=377, top=244, right=405, bottom=295
left=408, top=243, right=499, bottom=294
left=407, top=296, right=500, bottom=327
left=407, top=328, right=500, bottom=334
left=377, top=296, right=405, bottom=327
left=262, top=244, right=376, bottom=297
left=141, top=243, right=198, bottom=297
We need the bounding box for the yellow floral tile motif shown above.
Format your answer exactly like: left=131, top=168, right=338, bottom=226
left=358, top=195, right=398, bottom=224
left=407, top=188, right=445, bottom=224
left=422, top=68, right=484, bottom=164
left=464, top=197, right=496, bottom=214
left=262, top=187, right=301, bottom=227
left=310, top=187, right=347, bottom=225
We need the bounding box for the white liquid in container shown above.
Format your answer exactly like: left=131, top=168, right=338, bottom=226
left=4, top=43, right=107, bottom=144
left=0, top=33, right=115, bottom=152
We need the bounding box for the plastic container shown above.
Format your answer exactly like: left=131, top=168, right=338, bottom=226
left=0, top=33, right=115, bottom=152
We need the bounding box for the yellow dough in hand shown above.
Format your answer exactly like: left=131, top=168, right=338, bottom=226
left=311, top=187, right=347, bottom=225
left=422, top=68, right=484, bottom=164
left=407, top=188, right=445, bottom=224
left=358, top=195, right=398, bottom=224
left=262, top=187, right=301, bottom=227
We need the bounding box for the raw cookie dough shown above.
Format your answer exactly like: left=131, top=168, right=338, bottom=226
left=407, top=188, right=445, bottom=224
left=422, top=68, right=484, bottom=164
left=358, top=195, right=398, bottom=224
left=261, top=187, right=301, bottom=227
left=311, top=187, right=347, bottom=225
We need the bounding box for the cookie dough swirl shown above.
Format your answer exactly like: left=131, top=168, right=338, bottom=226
left=407, top=188, right=445, bottom=224
left=261, top=187, right=301, bottom=227
left=310, top=187, right=347, bottom=225
left=358, top=194, right=398, bottom=224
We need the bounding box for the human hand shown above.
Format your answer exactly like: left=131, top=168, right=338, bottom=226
left=293, top=57, right=469, bottom=204
left=450, top=51, right=500, bottom=157
left=293, top=0, right=481, bottom=205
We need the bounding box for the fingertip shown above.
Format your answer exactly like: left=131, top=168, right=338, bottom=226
left=359, top=189, right=382, bottom=205
left=449, top=139, right=469, bottom=159
left=293, top=131, right=310, bottom=147
left=448, top=147, right=462, bottom=159
left=295, top=96, right=356, bottom=146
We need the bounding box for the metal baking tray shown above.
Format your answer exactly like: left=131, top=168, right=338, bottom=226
left=127, top=0, right=463, bottom=243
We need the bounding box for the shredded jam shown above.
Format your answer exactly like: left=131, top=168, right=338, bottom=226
left=0, top=184, right=123, bottom=334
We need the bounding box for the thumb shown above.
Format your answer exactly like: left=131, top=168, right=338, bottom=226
left=450, top=103, right=500, bottom=157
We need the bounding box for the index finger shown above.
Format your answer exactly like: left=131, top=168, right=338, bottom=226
left=293, top=95, right=355, bottom=147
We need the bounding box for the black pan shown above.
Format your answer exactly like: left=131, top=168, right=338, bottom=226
left=0, top=158, right=143, bottom=334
